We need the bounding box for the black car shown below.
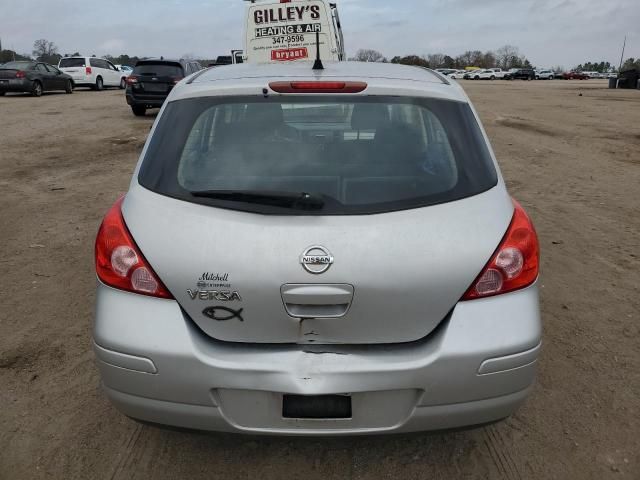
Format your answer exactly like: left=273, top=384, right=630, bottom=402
left=125, top=59, right=203, bottom=116
left=510, top=69, right=536, bottom=80
left=0, top=61, right=74, bottom=97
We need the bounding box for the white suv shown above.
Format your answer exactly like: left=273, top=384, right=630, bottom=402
left=536, top=70, right=555, bottom=80
left=58, top=57, right=127, bottom=90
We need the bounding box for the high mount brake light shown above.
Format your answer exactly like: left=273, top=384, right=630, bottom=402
left=95, top=197, right=173, bottom=299
left=269, top=81, right=368, bottom=94
left=462, top=200, right=539, bottom=300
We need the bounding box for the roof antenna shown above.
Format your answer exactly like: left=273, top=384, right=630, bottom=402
left=312, top=31, right=324, bottom=70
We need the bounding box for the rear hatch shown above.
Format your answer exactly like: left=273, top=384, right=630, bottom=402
left=125, top=93, right=511, bottom=345
left=58, top=58, right=88, bottom=81
left=130, top=61, right=184, bottom=96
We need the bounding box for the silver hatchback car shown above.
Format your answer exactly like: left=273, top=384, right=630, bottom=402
left=94, top=61, right=541, bottom=435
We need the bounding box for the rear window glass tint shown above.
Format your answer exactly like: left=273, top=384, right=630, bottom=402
left=2, top=61, right=34, bottom=69
left=59, top=58, right=85, bottom=68
left=134, top=63, right=183, bottom=76
left=139, top=97, right=497, bottom=215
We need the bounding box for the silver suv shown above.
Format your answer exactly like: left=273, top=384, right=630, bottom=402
left=93, top=61, right=541, bottom=435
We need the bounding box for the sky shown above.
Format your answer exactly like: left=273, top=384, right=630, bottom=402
left=1, top=0, right=638, bottom=69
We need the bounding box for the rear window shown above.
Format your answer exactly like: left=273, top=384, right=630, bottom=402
left=139, top=96, right=497, bottom=215
left=2, top=61, right=34, bottom=69
left=134, top=63, right=183, bottom=76
left=59, top=58, right=86, bottom=68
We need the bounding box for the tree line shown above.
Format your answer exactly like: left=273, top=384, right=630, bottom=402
left=352, top=46, right=638, bottom=73
left=1, top=38, right=638, bottom=74
left=351, top=45, right=533, bottom=70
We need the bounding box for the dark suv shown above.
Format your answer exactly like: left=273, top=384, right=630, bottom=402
left=510, top=69, right=536, bottom=80
left=126, top=59, right=203, bottom=116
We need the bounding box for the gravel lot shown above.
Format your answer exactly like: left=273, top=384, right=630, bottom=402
left=0, top=80, right=638, bottom=480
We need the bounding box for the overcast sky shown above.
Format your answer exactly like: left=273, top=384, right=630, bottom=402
left=1, top=0, right=638, bottom=68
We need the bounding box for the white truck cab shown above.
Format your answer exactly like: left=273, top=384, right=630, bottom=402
left=244, top=0, right=345, bottom=64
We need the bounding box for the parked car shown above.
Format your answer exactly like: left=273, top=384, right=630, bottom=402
left=464, top=69, right=497, bottom=80
left=536, top=70, right=555, bottom=80
left=488, top=68, right=511, bottom=79
left=510, top=68, right=536, bottom=80
left=448, top=70, right=467, bottom=79
left=116, top=65, right=134, bottom=76
left=0, top=61, right=74, bottom=96
left=58, top=56, right=127, bottom=90
left=94, top=61, right=541, bottom=435
left=563, top=71, right=590, bottom=80
left=125, top=58, right=203, bottom=116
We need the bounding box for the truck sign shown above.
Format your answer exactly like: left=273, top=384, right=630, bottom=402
left=245, top=0, right=345, bottom=64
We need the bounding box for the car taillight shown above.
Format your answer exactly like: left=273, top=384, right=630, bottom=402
left=15, top=71, right=25, bottom=79
left=86, top=66, right=92, bottom=75
left=462, top=200, right=539, bottom=300
left=172, top=77, right=184, bottom=84
left=269, top=81, right=368, bottom=93
left=126, top=75, right=139, bottom=85
left=95, top=197, right=173, bottom=299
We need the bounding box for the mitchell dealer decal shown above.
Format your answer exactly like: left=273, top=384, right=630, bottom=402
left=190, top=272, right=241, bottom=301
left=197, top=272, right=231, bottom=289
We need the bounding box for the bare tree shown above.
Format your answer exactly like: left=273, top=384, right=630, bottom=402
left=32, top=39, right=58, bottom=61
left=426, top=53, right=446, bottom=68
left=456, top=50, right=484, bottom=68
left=481, top=51, right=497, bottom=69
left=495, top=45, right=521, bottom=70
left=351, top=49, right=387, bottom=63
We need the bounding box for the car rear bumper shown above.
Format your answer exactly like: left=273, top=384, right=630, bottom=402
left=126, top=92, right=167, bottom=108
left=93, top=282, right=542, bottom=435
left=0, top=79, right=32, bottom=92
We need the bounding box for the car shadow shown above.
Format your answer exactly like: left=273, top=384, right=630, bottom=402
left=114, top=419, right=500, bottom=478
left=1, top=91, right=72, bottom=98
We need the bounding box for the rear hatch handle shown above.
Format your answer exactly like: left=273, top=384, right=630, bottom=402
left=281, top=284, right=354, bottom=319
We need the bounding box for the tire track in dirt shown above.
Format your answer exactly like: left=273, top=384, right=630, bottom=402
left=109, top=424, right=144, bottom=480
left=482, top=425, right=522, bottom=480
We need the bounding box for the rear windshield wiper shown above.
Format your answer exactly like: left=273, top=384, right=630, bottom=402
left=190, top=190, right=325, bottom=210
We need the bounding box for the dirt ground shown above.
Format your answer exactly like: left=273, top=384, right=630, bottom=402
left=0, top=80, right=638, bottom=480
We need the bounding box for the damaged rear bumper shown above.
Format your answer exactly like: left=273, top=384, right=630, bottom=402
left=93, top=282, right=541, bottom=435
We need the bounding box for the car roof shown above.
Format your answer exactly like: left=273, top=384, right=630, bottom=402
left=172, top=61, right=469, bottom=103
left=136, top=58, right=191, bottom=65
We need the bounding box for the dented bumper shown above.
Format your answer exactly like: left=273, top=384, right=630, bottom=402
left=93, top=281, right=541, bottom=435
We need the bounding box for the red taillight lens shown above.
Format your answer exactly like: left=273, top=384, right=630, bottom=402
left=126, top=75, right=139, bottom=85
left=95, top=198, right=173, bottom=299
left=462, top=200, right=539, bottom=300
left=269, top=81, right=368, bottom=93
left=15, top=70, right=25, bottom=79
left=172, top=76, right=184, bottom=84
left=85, top=66, right=92, bottom=75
